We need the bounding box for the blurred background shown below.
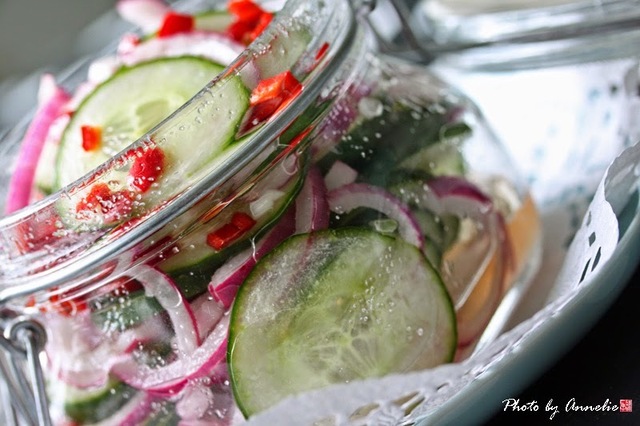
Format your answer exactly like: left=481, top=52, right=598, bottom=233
left=0, top=0, right=120, bottom=128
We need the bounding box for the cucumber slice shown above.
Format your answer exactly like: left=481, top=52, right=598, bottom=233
left=90, top=161, right=304, bottom=332
left=319, top=100, right=456, bottom=188
left=389, top=178, right=461, bottom=267
left=54, top=56, right=248, bottom=190
left=161, top=161, right=304, bottom=281
left=62, top=379, right=136, bottom=424
left=194, top=10, right=235, bottom=32
left=228, top=228, right=456, bottom=417
left=33, top=137, right=58, bottom=195
left=397, top=137, right=467, bottom=177
left=253, top=26, right=312, bottom=79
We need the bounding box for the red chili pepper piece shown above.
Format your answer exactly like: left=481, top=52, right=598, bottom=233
left=226, top=0, right=272, bottom=44
left=315, top=42, right=330, bottom=62
left=128, top=146, right=165, bottom=193
left=25, top=296, right=36, bottom=309
left=206, top=212, right=257, bottom=250
left=228, top=0, right=264, bottom=23
left=99, top=277, right=145, bottom=299
left=56, top=298, right=88, bottom=316
left=14, top=210, right=61, bottom=254
left=246, top=11, right=272, bottom=44
left=231, top=211, right=257, bottom=231
left=226, top=20, right=254, bottom=43
left=158, top=12, right=195, bottom=37
left=286, top=126, right=313, bottom=150
left=76, top=183, right=134, bottom=223
left=76, top=183, right=112, bottom=213
left=250, top=70, right=302, bottom=106
left=246, top=97, right=285, bottom=127
left=81, top=125, right=102, bottom=151
left=240, top=70, right=302, bottom=134
left=48, top=288, right=88, bottom=317
left=207, top=223, right=243, bottom=251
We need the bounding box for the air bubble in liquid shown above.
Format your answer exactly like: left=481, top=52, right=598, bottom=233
left=357, top=97, right=384, bottom=119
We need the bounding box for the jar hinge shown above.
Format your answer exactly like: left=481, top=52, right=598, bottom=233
left=357, top=0, right=436, bottom=63
left=0, top=315, right=51, bottom=426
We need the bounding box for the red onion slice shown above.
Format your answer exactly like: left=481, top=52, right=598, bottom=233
left=116, top=0, right=171, bottom=33
left=191, top=293, right=226, bottom=338
left=46, top=313, right=125, bottom=389
left=417, top=176, right=512, bottom=357
left=136, top=264, right=200, bottom=352
left=312, top=84, right=372, bottom=160
left=115, top=313, right=172, bottom=354
left=111, top=314, right=229, bottom=395
left=47, top=309, right=171, bottom=389
left=120, top=31, right=245, bottom=68
left=295, top=166, right=329, bottom=234
left=420, top=175, right=493, bottom=216
left=327, top=182, right=424, bottom=249
left=5, top=75, right=70, bottom=214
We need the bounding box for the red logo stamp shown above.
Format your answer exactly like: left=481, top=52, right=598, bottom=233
left=620, top=399, right=632, bottom=413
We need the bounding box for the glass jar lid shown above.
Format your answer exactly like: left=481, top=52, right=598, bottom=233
left=410, top=0, right=640, bottom=70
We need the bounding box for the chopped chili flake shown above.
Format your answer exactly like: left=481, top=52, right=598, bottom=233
left=206, top=212, right=257, bottom=250
left=226, top=0, right=272, bottom=44
left=207, top=223, right=243, bottom=251
left=76, top=183, right=112, bottom=213
left=286, top=126, right=313, bottom=150
left=76, top=183, right=134, bottom=223
left=56, top=298, right=88, bottom=316
left=128, top=146, right=165, bottom=193
left=246, top=12, right=272, bottom=44
left=228, top=0, right=264, bottom=23
left=48, top=288, right=88, bottom=317
left=231, top=211, right=257, bottom=231
left=158, top=12, right=195, bottom=37
left=25, top=296, right=37, bottom=308
left=238, top=71, right=303, bottom=135
left=99, top=277, right=144, bottom=299
left=315, top=42, right=330, bottom=61
left=226, top=20, right=255, bottom=44
left=250, top=70, right=302, bottom=106
left=14, top=211, right=61, bottom=254
left=246, top=98, right=284, bottom=126
left=81, top=125, right=102, bottom=151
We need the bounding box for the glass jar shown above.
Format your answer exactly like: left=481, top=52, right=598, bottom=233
left=405, top=0, right=640, bottom=319
left=0, top=0, right=540, bottom=423
left=410, top=0, right=640, bottom=209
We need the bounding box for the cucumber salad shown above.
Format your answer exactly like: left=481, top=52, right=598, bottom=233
left=2, top=0, right=540, bottom=424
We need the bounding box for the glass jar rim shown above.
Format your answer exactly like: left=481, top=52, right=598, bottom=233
left=0, top=0, right=363, bottom=302
left=413, top=0, right=640, bottom=69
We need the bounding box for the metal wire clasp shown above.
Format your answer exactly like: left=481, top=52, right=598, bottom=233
left=0, top=314, right=51, bottom=426
left=355, top=0, right=436, bottom=63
